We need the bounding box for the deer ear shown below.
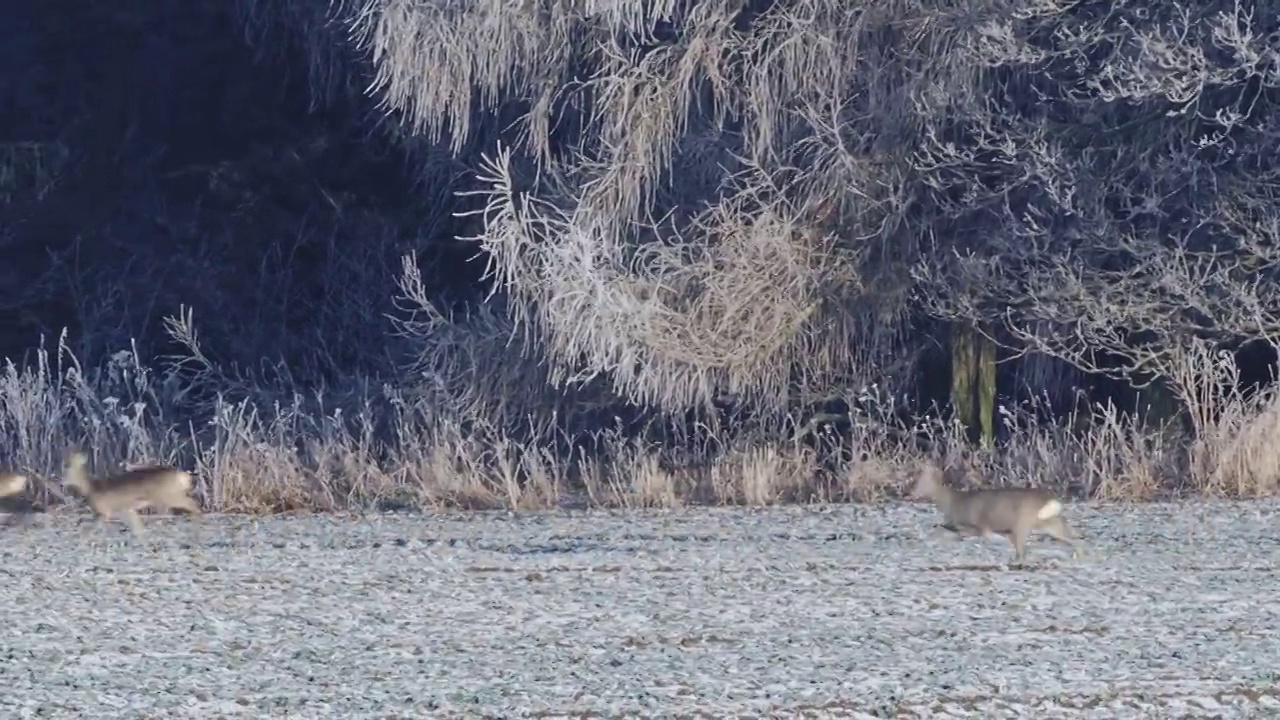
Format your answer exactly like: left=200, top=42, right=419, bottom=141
left=940, top=456, right=965, bottom=486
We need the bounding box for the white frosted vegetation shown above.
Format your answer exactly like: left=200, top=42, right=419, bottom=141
left=3, top=501, right=1280, bottom=717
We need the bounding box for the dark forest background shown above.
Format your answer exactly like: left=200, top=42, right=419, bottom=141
left=4, top=0, right=1280, bottom=511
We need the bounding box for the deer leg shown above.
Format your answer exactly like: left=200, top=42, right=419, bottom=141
left=93, top=507, right=113, bottom=535
left=1041, top=517, right=1085, bottom=559
left=124, top=509, right=145, bottom=538
left=1010, top=527, right=1029, bottom=565
left=176, top=495, right=202, bottom=519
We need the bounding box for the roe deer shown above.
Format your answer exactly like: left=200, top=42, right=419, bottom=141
left=0, top=472, right=25, bottom=498
left=914, top=461, right=1082, bottom=564
left=0, top=472, right=29, bottom=528
left=63, top=450, right=201, bottom=537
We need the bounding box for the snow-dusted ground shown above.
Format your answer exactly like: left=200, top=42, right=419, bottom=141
left=3, top=500, right=1280, bottom=718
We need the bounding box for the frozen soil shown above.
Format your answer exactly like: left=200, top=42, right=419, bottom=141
left=3, top=500, right=1280, bottom=719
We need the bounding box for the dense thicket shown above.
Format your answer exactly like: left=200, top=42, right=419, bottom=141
left=4, top=0, right=1280, bottom=506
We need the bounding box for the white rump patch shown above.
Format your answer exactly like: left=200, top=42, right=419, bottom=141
left=1037, top=499, right=1063, bottom=520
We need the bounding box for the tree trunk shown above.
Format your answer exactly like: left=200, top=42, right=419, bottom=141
left=950, top=323, right=998, bottom=446
left=978, top=330, right=997, bottom=447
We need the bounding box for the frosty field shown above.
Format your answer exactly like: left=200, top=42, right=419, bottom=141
left=3, top=500, right=1280, bottom=718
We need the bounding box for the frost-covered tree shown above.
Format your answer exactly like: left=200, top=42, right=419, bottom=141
left=324, top=0, right=1280, bottom=429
